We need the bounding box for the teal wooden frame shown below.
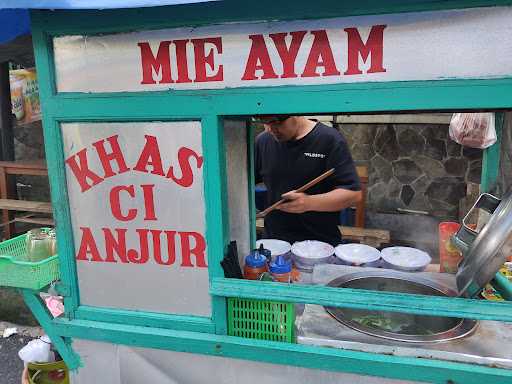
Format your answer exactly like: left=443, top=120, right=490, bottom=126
left=27, top=1, right=512, bottom=382
left=37, top=114, right=223, bottom=333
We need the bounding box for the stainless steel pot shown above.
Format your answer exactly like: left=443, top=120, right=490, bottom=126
left=325, top=270, right=478, bottom=343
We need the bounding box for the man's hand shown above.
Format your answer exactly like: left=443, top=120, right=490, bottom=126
left=277, top=188, right=362, bottom=214
left=277, top=191, right=311, bottom=213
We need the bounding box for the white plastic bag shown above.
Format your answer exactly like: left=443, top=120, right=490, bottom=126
left=449, top=113, right=496, bottom=149
left=18, top=335, right=54, bottom=365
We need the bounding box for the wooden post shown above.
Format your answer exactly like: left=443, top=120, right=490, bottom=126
left=0, top=62, right=16, bottom=238
left=0, top=62, right=14, bottom=161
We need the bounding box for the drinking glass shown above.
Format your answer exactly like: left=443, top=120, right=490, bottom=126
left=25, top=228, right=51, bottom=262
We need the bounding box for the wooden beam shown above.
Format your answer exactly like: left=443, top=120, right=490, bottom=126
left=339, top=226, right=390, bottom=241
left=14, top=215, right=54, bottom=225
left=0, top=199, right=52, bottom=213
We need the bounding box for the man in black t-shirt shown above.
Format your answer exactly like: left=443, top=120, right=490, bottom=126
left=255, top=115, right=361, bottom=246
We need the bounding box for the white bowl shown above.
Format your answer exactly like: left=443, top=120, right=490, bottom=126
left=334, top=243, right=381, bottom=267
left=255, top=239, right=291, bottom=257
left=291, top=240, right=335, bottom=267
left=381, top=246, right=432, bottom=272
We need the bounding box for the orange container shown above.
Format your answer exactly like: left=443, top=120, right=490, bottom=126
left=271, top=271, right=292, bottom=283
left=439, top=222, right=463, bottom=273
left=243, top=264, right=268, bottom=280
left=243, top=250, right=269, bottom=280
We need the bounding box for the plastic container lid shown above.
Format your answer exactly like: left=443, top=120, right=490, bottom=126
left=256, top=239, right=291, bottom=256
left=334, top=243, right=381, bottom=265
left=245, top=251, right=267, bottom=268
left=269, top=255, right=292, bottom=274
left=291, top=240, right=334, bottom=260
left=381, top=247, right=431, bottom=270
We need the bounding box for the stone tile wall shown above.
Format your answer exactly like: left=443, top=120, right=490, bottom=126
left=497, top=112, right=512, bottom=196
left=338, top=123, right=483, bottom=220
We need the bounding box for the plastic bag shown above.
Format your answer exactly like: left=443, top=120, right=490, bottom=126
left=18, top=335, right=55, bottom=365
left=449, top=113, right=496, bottom=149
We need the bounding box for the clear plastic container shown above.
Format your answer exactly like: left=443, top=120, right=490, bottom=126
left=334, top=243, right=381, bottom=267
left=381, top=247, right=432, bottom=272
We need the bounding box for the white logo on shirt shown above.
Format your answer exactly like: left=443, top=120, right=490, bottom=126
left=304, top=152, right=326, bottom=158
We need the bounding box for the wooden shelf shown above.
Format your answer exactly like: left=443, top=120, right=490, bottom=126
left=0, top=160, right=47, bottom=176
left=0, top=199, right=52, bottom=213
left=0, top=161, right=52, bottom=238
left=14, top=216, right=54, bottom=226
left=339, top=226, right=390, bottom=248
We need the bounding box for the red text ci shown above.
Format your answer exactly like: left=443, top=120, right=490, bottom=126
left=110, top=184, right=157, bottom=222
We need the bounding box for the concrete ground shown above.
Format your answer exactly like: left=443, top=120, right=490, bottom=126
left=1, top=335, right=36, bottom=384
left=0, top=322, right=42, bottom=384
left=0, top=288, right=38, bottom=327
left=0, top=287, right=42, bottom=384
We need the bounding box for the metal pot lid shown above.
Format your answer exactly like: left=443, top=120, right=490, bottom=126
left=453, top=192, right=512, bottom=298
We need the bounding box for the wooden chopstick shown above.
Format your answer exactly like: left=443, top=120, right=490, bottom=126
left=256, top=168, right=335, bottom=219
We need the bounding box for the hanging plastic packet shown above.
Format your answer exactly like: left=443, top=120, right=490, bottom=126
left=40, top=282, right=64, bottom=318
left=448, top=112, right=496, bottom=149
left=44, top=296, right=65, bottom=318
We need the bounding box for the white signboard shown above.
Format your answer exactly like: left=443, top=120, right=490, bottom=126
left=53, top=7, right=512, bottom=93
left=62, top=121, right=210, bottom=316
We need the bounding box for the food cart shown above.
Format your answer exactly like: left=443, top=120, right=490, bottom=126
left=2, top=1, right=512, bottom=383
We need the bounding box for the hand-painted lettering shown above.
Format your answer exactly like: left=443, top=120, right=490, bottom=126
left=240, top=26, right=386, bottom=81
left=65, top=149, right=104, bottom=193
left=344, top=25, right=387, bottom=75
left=92, top=135, right=130, bottom=179
left=301, top=30, right=340, bottom=77
left=103, top=228, right=128, bottom=263
left=269, top=31, right=307, bottom=79
left=65, top=134, right=203, bottom=192
left=166, top=147, right=204, bottom=187
left=138, top=41, right=174, bottom=84
left=242, top=34, right=278, bottom=80
left=138, top=37, right=223, bottom=84
left=109, top=185, right=137, bottom=221
left=76, top=226, right=207, bottom=268
left=192, top=37, right=224, bottom=82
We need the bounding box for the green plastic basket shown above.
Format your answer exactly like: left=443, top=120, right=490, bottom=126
left=0, top=232, right=59, bottom=290
left=227, top=297, right=295, bottom=342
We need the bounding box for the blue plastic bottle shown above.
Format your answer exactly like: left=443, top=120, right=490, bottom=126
left=243, top=250, right=268, bottom=280
left=269, top=255, right=292, bottom=283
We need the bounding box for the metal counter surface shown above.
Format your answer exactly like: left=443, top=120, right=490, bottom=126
left=296, top=264, right=512, bottom=369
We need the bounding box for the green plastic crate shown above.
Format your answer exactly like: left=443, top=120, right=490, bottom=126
left=227, top=297, right=295, bottom=342
left=0, top=232, right=59, bottom=290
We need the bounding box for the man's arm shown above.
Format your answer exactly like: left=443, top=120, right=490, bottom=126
left=277, top=188, right=362, bottom=214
